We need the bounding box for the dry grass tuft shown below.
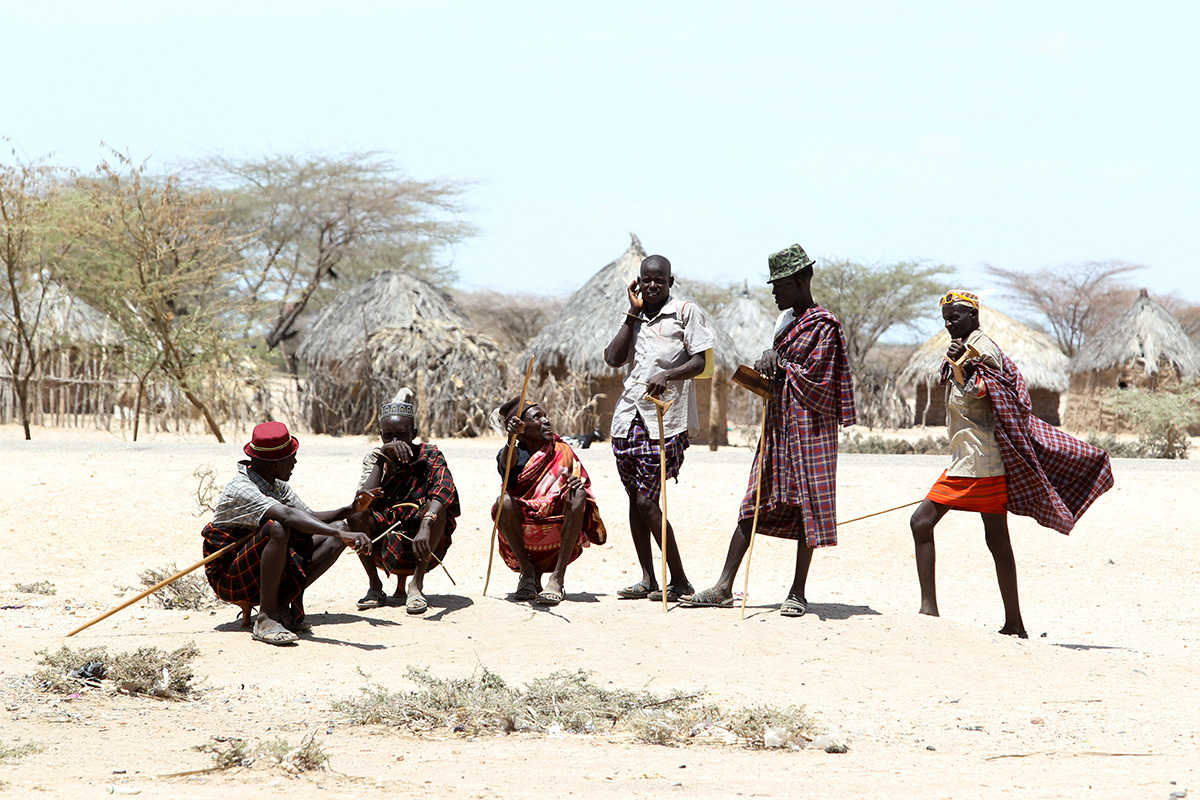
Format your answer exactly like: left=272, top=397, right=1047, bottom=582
left=138, top=564, right=219, bottom=610
left=333, top=666, right=831, bottom=750
left=33, top=643, right=201, bottom=698
left=14, top=580, right=57, bottom=595
left=0, top=741, right=43, bottom=762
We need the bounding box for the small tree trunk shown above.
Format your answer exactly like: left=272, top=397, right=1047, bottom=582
left=181, top=386, right=225, bottom=443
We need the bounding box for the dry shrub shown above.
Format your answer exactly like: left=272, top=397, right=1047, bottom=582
left=14, top=580, right=56, bottom=595
left=196, top=733, right=328, bottom=774
left=192, top=464, right=220, bottom=515
left=34, top=643, right=200, bottom=698
left=138, top=564, right=219, bottom=610
left=333, top=666, right=828, bottom=750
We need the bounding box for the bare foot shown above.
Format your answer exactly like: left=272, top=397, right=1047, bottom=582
left=999, top=625, right=1028, bottom=639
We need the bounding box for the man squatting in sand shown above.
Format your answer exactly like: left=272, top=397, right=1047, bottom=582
left=493, top=398, right=607, bottom=606
left=202, top=422, right=372, bottom=645
left=910, top=291, right=1113, bottom=637
left=604, top=254, right=714, bottom=602
left=684, top=244, right=856, bottom=616
left=349, top=391, right=461, bottom=616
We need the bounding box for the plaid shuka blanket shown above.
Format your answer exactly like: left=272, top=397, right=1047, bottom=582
left=739, top=305, right=856, bottom=547
left=940, top=352, right=1113, bottom=533
left=365, top=443, right=460, bottom=575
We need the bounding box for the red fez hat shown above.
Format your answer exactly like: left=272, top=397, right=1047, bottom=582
left=244, top=421, right=299, bottom=461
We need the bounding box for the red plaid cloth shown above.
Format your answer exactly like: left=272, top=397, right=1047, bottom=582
left=491, top=437, right=607, bottom=572
left=738, top=305, right=856, bottom=546
left=366, top=444, right=460, bottom=575
left=611, top=413, right=688, bottom=503
left=202, top=521, right=309, bottom=620
left=940, top=352, right=1113, bottom=533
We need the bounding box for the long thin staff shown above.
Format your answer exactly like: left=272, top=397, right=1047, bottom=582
left=66, top=532, right=255, bottom=637
left=483, top=355, right=535, bottom=596
left=370, top=508, right=457, bottom=586
left=837, top=500, right=921, bottom=527
left=740, top=404, right=770, bottom=619
left=645, top=393, right=675, bottom=612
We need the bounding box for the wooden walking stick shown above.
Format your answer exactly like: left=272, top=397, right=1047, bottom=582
left=740, top=403, right=769, bottom=619
left=66, top=531, right=256, bottom=637
left=370, top=506, right=457, bottom=586
left=730, top=364, right=774, bottom=620
left=644, top=392, right=675, bottom=612
left=483, top=354, right=536, bottom=596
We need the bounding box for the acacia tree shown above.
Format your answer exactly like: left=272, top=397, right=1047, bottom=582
left=0, top=150, right=73, bottom=439
left=813, top=258, right=955, bottom=369
left=200, top=152, right=475, bottom=369
left=984, top=260, right=1144, bottom=356
left=71, top=153, right=253, bottom=442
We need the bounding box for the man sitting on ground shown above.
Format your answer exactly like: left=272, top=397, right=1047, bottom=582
left=203, top=421, right=372, bottom=645
left=348, top=392, right=460, bottom=615
left=493, top=397, right=607, bottom=606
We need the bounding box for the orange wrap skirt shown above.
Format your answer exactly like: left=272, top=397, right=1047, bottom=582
left=926, top=471, right=1008, bottom=515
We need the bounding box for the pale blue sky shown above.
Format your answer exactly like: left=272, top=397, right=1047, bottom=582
left=5, top=1, right=1197, bottom=323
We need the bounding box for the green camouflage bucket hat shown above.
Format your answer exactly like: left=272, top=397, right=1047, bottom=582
left=767, top=243, right=815, bottom=282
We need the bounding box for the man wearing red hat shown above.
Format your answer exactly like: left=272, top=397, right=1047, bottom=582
left=202, top=421, right=372, bottom=645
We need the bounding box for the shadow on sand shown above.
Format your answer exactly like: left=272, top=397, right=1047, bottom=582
left=741, top=601, right=882, bottom=621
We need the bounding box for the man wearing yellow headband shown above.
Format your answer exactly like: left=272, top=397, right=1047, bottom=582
left=909, top=292, right=1113, bottom=637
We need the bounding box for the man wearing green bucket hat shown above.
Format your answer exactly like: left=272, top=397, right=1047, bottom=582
left=683, top=244, right=856, bottom=617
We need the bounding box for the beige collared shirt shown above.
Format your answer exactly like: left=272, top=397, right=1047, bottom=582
left=945, top=329, right=1006, bottom=478
left=611, top=296, right=715, bottom=440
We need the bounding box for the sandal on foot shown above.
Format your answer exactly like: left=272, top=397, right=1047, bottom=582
left=406, top=593, right=428, bottom=615
left=252, top=617, right=298, bottom=646
left=648, top=584, right=694, bottom=603
left=617, top=580, right=655, bottom=600
left=680, top=587, right=734, bottom=608
left=780, top=596, right=807, bottom=618
left=513, top=576, right=541, bottom=602
left=534, top=588, right=563, bottom=606
left=356, top=588, right=386, bottom=610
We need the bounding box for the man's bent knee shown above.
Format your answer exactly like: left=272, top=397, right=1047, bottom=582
left=265, top=520, right=289, bottom=542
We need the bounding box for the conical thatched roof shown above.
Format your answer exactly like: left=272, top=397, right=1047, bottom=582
left=718, top=283, right=775, bottom=365
left=524, top=233, right=738, bottom=377
left=1068, top=290, right=1200, bottom=378
left=297, top=270, right=471, bottom=367
left=900, top=304, right=1069, bottom=391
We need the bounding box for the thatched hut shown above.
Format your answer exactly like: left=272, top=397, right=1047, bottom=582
left=1065, top=289, right=1200, bottom=432
left=717, top=283, right=775, bottom=364
left=1, top=281, right=122, bottom=427
left=297, top=271, right=508, bottom=437
left=716, top=283, right=774, bottom=427
left=523, top=233, right=739, bottom=446
left=900, top=304, right=1069, bottom=426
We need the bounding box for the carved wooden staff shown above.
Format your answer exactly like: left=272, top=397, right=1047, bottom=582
left=644, top=392, right=675, bottom=613
left=483, top=355, right=536, bottom=596
left=67, top=532, right=257, bottom=637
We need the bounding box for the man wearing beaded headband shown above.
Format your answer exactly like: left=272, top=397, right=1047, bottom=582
left=909, top=291, right=1113, bottom=637
left=604, top=253, right=714, bottom=603
left=492, top=396, right=607, bottom=605
left=202, top=421, right=372, bottom=645
left=347, top=389, right=460, bottom=615
left=683, top=243, right=856, bottom=616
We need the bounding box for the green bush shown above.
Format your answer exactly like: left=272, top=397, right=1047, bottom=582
left=1103, top=380, right=1200, bottom=459
left=839, top=433, right=949, bottom=455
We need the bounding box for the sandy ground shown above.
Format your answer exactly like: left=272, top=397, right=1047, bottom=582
left=1, top=423, right=1197, bottom=799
